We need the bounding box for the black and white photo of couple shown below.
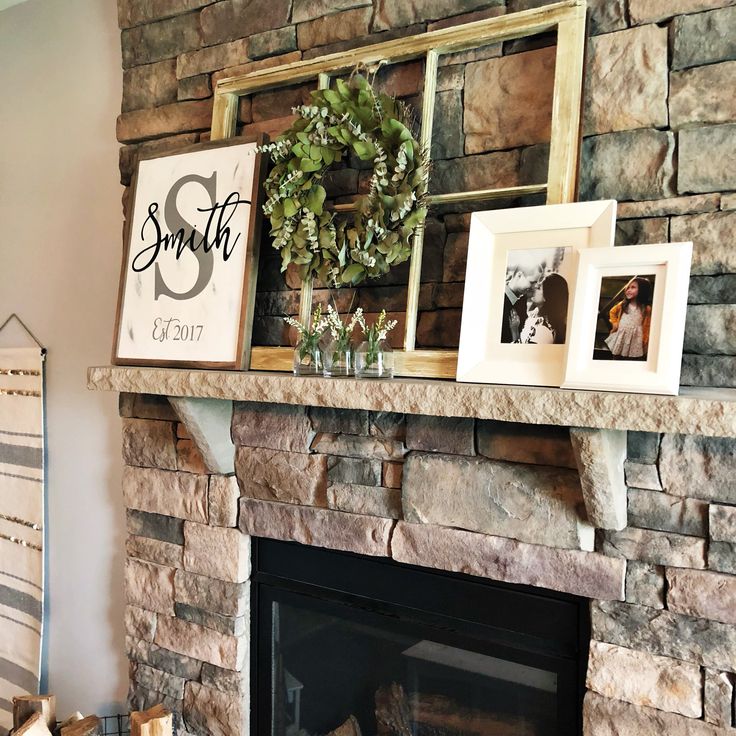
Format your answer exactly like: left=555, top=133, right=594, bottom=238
left=501, top=247, right=570, bottom=345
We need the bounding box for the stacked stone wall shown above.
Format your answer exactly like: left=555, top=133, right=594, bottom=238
left=116, top=0, right=736, bottom=387
left=121, top=394, right=736, bottom=734
left=120, top=394, right=250, bottom=736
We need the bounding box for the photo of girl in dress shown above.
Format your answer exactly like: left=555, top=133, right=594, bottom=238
left=502, top=247, right=571, bottom=345
left=593, top=275, right=655, bottom=361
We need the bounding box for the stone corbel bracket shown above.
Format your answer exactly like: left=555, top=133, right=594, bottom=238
left=168, top=397, right=235, bottom=475
left=570, top=428, right=627, bottom=531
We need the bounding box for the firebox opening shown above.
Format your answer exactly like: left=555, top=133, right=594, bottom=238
left=252, top=539, right=590, bottom=736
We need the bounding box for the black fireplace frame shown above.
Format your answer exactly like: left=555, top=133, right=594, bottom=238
left=250, top=538, right=590, bottom=736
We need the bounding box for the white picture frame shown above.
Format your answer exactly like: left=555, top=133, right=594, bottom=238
left=456, top=200, right=617, bottom=387
left=113, top=137, right=267, bottom=369
left=562, top=243, right=693, bottom=395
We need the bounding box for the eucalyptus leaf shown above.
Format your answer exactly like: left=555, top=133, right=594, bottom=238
left=300, top=158, right=322, bottom=172
left=341, top=264, right=364, bottom=284
left=306, top=185, right=326, bottom=216
left=280, top=247, right=292, bottom=270
left=283, top=198, right=298, bottom=217
left=353, top=140, right=376, bottom=160
left=336, top=78, right=351, bottom=99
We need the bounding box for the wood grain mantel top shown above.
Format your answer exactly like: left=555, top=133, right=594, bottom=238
left=88, top=365, right=736, bottom=438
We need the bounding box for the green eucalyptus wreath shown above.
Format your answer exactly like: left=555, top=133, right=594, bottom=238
left=260, top=74, right=429, bottom=287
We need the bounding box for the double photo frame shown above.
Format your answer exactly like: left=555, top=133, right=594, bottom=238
left=457, top=200, right=617, bottom=388
left=456, top=201, right=693, bottom=395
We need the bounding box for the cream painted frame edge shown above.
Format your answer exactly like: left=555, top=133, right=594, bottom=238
left=456, top=199, right=617, bottom=387
left=562, top=242, right=693, bottom=395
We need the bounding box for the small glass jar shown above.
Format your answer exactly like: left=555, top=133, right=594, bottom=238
left=293, top=341, right=323, bottom=376
left=355, top=340, right=393, bottom=379
left=321, top=336, right=354, bottom=378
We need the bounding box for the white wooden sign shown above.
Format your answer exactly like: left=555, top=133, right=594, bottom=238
left=113, top=138, right=265, bottom=368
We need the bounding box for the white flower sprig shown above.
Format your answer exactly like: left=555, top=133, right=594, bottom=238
left=357, top=309, right=397, bottom=369
left=357, top=309, right=398, bottom=343
left=324, top=305, right=362, bottom=345
left=284, top=305, right=328, bottom=361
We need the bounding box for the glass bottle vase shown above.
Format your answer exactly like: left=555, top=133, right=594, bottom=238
left=355, top=340, right=393, bottom=379
left=293, top=341, right=323, bottom=376
left=321, top=337, right=354, bottom=378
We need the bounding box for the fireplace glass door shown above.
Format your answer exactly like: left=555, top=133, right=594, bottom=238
left=252, top=540, right=589, bottom=736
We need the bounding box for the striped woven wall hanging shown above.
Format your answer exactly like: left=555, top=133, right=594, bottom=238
left=0, top=316, right=45, bottom=735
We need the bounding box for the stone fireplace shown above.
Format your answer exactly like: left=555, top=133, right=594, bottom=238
left=99, top=379, right=736, bottom=736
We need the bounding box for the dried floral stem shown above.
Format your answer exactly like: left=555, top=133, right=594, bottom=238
left=357, top=309, right=398, bottom=367
left=284, top=305, right=327, bottom=361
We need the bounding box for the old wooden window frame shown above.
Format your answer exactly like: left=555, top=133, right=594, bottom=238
left=210, top=0, right=588, bottom=378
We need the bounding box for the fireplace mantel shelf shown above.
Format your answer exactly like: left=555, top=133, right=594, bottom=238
left=88, top=365, right=736, bottom=438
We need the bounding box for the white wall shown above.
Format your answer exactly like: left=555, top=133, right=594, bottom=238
left=0, top=0, right=127, bottom=716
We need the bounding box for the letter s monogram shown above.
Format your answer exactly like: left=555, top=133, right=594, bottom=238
left=155, top=172, right=216, bottom=301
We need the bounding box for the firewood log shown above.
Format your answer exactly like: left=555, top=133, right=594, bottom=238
left=409, top=693, right=536, bottom=736
left=14, top=712, right=53, bottom=736
left=326, top=715, right=361, bottom=736
left=60, top=715, right=102, bottom=736
left=12, top=696, right=56, bottom=731
left=58, top=714, right=83, bottom=731
left=375, top=683, right=412, bottom=736
left=129, top=705, right=173, bottom=736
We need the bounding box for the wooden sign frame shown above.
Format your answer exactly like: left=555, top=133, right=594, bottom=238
left=210, top=0, right=587, bottom=378
left=113, top=136, right=268, bottom=369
